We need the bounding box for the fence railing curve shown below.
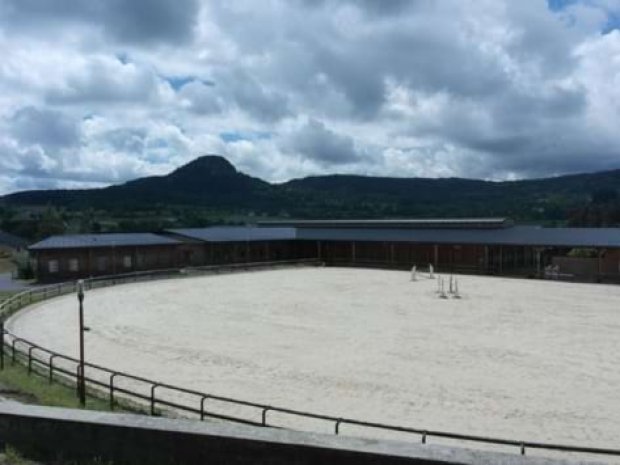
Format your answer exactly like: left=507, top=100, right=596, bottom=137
left=261, top=407, right=271, bottom=427
left=0, top=260, right=619, bottom=460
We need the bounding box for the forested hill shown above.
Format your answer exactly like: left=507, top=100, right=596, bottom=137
left=2, top=155, right=620, bottom=226
left=2, top=156, right=278, bottom=211
left=280, top=169, right=620, bottom=223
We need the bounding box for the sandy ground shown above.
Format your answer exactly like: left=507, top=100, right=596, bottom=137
left=6, top=267, right=620, bottom=457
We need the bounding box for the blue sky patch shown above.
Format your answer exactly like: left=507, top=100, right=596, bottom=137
left=547, top=0, right=619, bottom=33
left=603, top=11, right=620, bottom=33
left=547, top=0, right=578, bottom=11
left=220, top=131, right=272, bottom=143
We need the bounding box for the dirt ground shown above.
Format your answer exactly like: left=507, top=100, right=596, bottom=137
left=6, top=267, right=620, bottom=457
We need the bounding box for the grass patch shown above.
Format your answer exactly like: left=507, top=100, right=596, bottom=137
left=0, top=290, right=152, bottom=415
left=0, top=362, right=113, bottom=411
left=0, top=354, right=155, bottom=416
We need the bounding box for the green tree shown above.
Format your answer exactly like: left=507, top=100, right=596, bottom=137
left=36, top=206, right=66, bottom=239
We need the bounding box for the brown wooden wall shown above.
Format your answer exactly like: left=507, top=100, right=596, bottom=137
left=31, top=240, right=314, bottom=281
left=31, top=239, right=617, bottom=282
left=33, top=244, right=181, bottom=281
left=314, top=240, right=538, bottom=275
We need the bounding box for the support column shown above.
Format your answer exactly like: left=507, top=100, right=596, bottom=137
left=351, top=242, right=356, bottom=263
left=535, top=248, right=542, bottom=277
left=513, top=247, right=518, bottom=270
left=390, top=243, right=395, bottom=265
left=433, top=245, right=439, bottom=269
left=88, top=248, right=93, bottom=276
left=317, top=241, right=322, bottom=260
left=483, top=246, right=489, bottom=273
left=499, top=246, right=503, bottom=275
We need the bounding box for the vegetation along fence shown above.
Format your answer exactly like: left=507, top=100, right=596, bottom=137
left=0, top=259, right=619, bottom=460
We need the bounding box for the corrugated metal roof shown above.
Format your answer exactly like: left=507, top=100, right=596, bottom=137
left=27, top=224, right=620, bottom=251
left=258, top=218, right=512, bottom=229
left=29, top=233, right=180, bottom=250
left=296, top=226, right=620, bottom=248
left=167, top=226, right=297, bottom=242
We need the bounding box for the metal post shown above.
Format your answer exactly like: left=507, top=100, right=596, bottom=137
left=77, top=280, right=86, bottom=407
left=76, top=365, right=81, bottom=396
left=28, top=346, right=34, bottom=374
left=49, top=355, right=57, bottom=383
left=261, top=407, right=270, bottom=426
left=150, top=384, right=159, bottom=415
left=109, top=373, right=118, bottom=410
left=200, top=395, right=210, bottom=420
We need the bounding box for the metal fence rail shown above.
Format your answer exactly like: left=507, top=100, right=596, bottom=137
left=1, top=261, right=619, bottom=460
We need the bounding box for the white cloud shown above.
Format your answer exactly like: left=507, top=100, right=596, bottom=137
left=45, top=55, right=173, bottom=105
left=0, top=0, right=619, bottom=194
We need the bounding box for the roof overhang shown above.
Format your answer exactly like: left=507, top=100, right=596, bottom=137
left=258, top=218, right=513, bottom=230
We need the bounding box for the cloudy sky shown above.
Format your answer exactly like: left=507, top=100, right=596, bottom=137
left=0, top=0, right=619, bottom=194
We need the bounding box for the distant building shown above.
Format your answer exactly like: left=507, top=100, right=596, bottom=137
left=0, top=230, right=28, bottom=253
left=27, top=218, right=620, bottom=282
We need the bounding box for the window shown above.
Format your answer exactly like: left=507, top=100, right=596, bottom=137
left=69, top=258, right=79, bottom=272
left=97, top=257, right=108, bottom=272
left=123, top=255, right=132, bottom=268
left=48, top=260, right=59, bottom=274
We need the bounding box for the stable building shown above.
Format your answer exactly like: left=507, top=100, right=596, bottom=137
left=281, top=218, right=620, bottom=280
left=29, top=233, right=182, bottom=281
left=27, top=218, right=620, bottom=282
left=164, top=226, right=299, bottom=265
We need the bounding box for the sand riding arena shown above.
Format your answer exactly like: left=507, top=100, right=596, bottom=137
left=5, top=265, right=620, bottom=459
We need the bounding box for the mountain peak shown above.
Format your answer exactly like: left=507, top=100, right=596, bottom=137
left=172, top=155, right=237, bottom=178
